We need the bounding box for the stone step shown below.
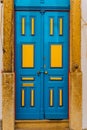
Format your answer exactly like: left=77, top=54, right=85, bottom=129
left=15, top=120, right=69, bottom=130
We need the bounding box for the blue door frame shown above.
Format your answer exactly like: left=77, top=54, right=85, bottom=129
left=15, top=11, right=69, bottom=120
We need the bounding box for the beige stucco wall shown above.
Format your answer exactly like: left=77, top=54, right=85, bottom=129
left=0, top=0, right=87, bottom=129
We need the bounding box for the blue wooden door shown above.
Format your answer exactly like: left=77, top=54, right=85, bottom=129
left=15, top=11, right=44, bottom=119
left=44, top=12, right=69, bottom=119
left=15, top=11, right=69, bottom=120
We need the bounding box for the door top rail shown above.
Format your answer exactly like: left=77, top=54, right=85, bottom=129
left=14, top=0, right=70, bottom=10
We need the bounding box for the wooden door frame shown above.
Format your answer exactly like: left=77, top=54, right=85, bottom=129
left=2, top=0, right=82, bottom=130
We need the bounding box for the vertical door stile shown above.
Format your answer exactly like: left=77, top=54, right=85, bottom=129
left=41, top=12, right=44, bottom=118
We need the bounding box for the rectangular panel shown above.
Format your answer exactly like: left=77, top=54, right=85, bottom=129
left=59, top=18, right=63, bottom=35
left=50, top=77, right=62, bottom=81
left=22, top=89, right=25, bottom=107
left=22, top=77, right=34, bottom=81
left=31, top=18, right=35, bottom=35
left=59, top=89, right=63, bottom=106
left=21, top=18, right=25, bottom=35
left=22, top=83, right=34, bottom=87
left=22, top=44, right=34, bottom=68
left=31, top=90, right=34, bottom=107
left=50, top=89, right=53, bottom=107
left=51, top=45, right=62, bottom=68
left=50, top=18, right=54, bottom=35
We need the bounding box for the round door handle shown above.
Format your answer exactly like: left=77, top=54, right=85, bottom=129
left=37, top=71, right=41, bottom=76
left=44, top=71, right=48, bottom=74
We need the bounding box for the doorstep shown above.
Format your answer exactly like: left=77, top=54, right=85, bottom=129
left=15, top=120, right=69, bottom=130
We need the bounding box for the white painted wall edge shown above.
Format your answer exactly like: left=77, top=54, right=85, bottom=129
left=81, top=0, right=87, bottom=129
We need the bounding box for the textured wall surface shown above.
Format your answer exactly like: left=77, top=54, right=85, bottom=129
left=2, top=73, right=15, bottom=130
left=81, top=0, right=87, bottom=129
left=0, top=3, right=3, bottom=120
left=0, top=0, right=87, bottom=129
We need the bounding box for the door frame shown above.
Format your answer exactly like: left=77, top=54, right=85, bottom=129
left=2, top=0, right=82, bottom=130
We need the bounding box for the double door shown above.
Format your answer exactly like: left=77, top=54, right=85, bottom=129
left=15, top=11, right=69, bottom=120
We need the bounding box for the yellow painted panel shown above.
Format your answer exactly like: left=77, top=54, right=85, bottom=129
left=22, top=18, right=25, bottom=35
left=50, top=18, right=54, bottom=35
left=50, top=77, right=62, bottom=81
left=59, top=89, right=63, bottom=106
left=50, top=89, right=53, bottom=107
left=22, top=77, right=34, bottom=81
left=22, top=83, right=34, bottom=87
left=22, top=44, right=34, bottom=68
left=59, top=18, right=63, bottom=35
left=51, top=45, right=62, bottom=68
left=31, top=18, right=35, bottom=35
left=22, top=90, right=25, bottom=107
left=31, top=90, right=34, bottom=107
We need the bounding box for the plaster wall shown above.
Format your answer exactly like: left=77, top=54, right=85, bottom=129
left=0, top=3, right=3, bottom=120
left=81, top=0, right=87, bottom=129
left=0, top=0, right=87, bottom=129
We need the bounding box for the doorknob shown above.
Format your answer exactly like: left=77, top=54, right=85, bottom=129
left=44, top=71, right=48, bottom=74
left=37, top=71, right=41, bottom=76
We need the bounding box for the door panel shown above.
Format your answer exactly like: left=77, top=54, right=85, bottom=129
left=15, top=11, right=69, bottom=120
left=22, top=44, right=34, bottom=68
left=50, top=44, right=62, bottom=68
left=44, top=12, right=69, bottom=119
left=15, top=12, right=44, bottom=119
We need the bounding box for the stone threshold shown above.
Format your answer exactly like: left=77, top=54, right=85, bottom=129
left=15, top=120, right=69, bottom=130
